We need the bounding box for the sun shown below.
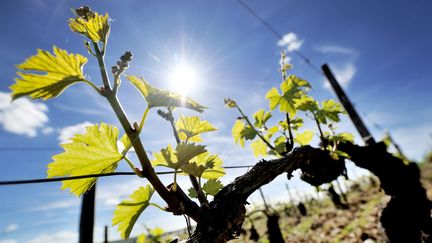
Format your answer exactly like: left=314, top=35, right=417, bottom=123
left=167, top=63, right=199, bottom=96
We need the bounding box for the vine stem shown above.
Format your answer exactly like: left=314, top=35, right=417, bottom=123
left=313, top=113, right=326, bottom=144
left=235, top=105, right=276, bottom=151
left=166, top=109, right=209, bottom=206
left=286, top=113, right=294, bottom=145
left=93, top=44, right=183, bottom=216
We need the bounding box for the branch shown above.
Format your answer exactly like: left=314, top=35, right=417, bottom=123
left=187, top=145, right=314, bottom=242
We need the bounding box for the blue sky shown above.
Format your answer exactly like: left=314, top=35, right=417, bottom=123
left=1, top=0, right=431, bottom=242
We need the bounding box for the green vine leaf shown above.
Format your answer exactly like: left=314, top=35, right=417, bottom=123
left=188, top=187, right=198, bottom=198
left=151, top=143, right=207, bottom=170
left=265, top=87, right=281, bottom=111
left=232, top=120, right=246, bottom=147
left=328, top=132, right=354, bottom=143
left=112, top=185, right=155, bottom=239
left=315, top=100, right=345, bottom=124
left=11, top=46, right=88, bottom=100
left=265, top=75, right=311, bottom=116
left=181, top=162, right=208, bottom=178
left=251, top=139, right=268, bottom=157
left=198, top=153, right=225, bottom=179
left=253, top=109, right=272, bottom=128
left=176, top=115, right=217, bottom=142
left=47, top=123, right=122, bottom=196
left=69, top=7, right=110, bottom=43
left=126, top=75, right=206, bottom=112
left=279, top=117, right=304, bottom=131
left=180, top=152, right=225, bottom=179
left=294, top=130, right=314, bottom=145
left=273, top=135, right=287, bottom=155
left=295, top=95, right=318, bottom=112
left=202, top=179, right=223, bottom=196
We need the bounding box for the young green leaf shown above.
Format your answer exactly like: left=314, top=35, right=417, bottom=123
left=253, top=109, right=272, bottom=128
left=273, top=135, right=287, bottom=155
left=136, top=234, right=147, bottom=243
left=126, top=75, right=206, bottom=112
left=294, top=130, right=314, bottom=145
left=251, top=139, right=268, bottom=157
left=151, top=143, right=206, bottom=170
left=279, top=117, right=304, bottom=131
left=112, top=185, right=155, bottom=239
left=149, top=227, right=165, bottom=237
left=69, top=6, right=110, bottom=43
left=181, top=162, right=208, bottom=178
left=295, top=95, right=318, bottom=112
left=188, top=187, right=198, bottom=198
left=11, top=46, right=88, bottom=100
left=176, top=115, right=217, bottom=142
left=265, top=87, right=281, bottom=111
left=202, top=179, right=223, bottom=196
left=47, top=123, right=122, bottom=196
left=329, top=132, right=355, bottom=143
left=180, top=152, right=225, bottom=179
left=224, top=97, right=237, bottom=108
left=315, top=100, right=345, bottom=124
left=198, top=153, right=225, bottom=179
left=232, top=120, right=246, bottom=147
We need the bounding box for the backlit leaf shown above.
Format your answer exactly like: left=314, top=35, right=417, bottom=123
left=294, top=130, right=314, bottom=145
left=265, top=87, right=281, bottom=111
left=295, top=95, right=318, bottom=112
left=69, top=7, right=110, bottom=43
left=136, top=234, right=147, bottom=243
left=126, top=76, right=206, bottom=112
left=181, top=162, right=207, bottom=177
left=232, top=120, right=246, bottom=147
left=241, top=125, right=257, bottom=141
left=176, top=115, right=216, bottom=142
left=202, top=179, right=223, bottom=196
left=253, top=109, right=272, bottom=128
left=315, top=100, right=345, bottom=124
left=151, top=143, right=206, bottom=170
left=47, top=123, right=122, bottom=196
left=181, top=152, right=225, bottom=179
left=112, top=185, right=154, bottom=239
left=273, top=135, right=287, bottom=155
left=11, top=46, right=87, bottom=100
left=251, top=139, right=268, bottom=157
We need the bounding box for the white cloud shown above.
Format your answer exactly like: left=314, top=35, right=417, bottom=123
left=0, top=92, right=49, bottom=137
left=42, top=127, right=54, bottom=135
left=315, top=45, right=358, bottom=57
left=4, top=224, right=18, bottom=233
left=323, top=63, right=356, bottom=89
left=58, top=121, right=93, bottom=144
left=0, top=240, right=17, bottom=243
left=29, top=199, right=79, bottom=212
left=27, top=230, right=78, bottom=243
left=277, top=32, right=303, bottom=52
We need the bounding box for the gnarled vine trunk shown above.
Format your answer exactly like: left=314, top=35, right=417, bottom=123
left=184, top=143, right=432, bottom=242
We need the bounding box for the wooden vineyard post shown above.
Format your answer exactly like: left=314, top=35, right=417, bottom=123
left=79, top=184, right=96, bottom=243
left=322, top=64, right=376, bottom=145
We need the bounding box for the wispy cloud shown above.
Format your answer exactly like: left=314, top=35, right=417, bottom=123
left=0, top=92, right=49, bottom=137
left=0, top=239, right=17, bottom=243
left=315, top=45, right=358, bottom=57
left=2, top=224, right=18, bottom=234
left=29, top=199, right=79, bottom=212
left=277, top=32, right=303, bottom=52
left=27, top=230, right=78, bottom=243
left=58, top=121, right=93, bottom=144
left=323, top=63, right=356, bottom=89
